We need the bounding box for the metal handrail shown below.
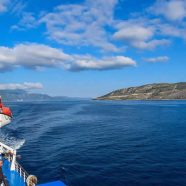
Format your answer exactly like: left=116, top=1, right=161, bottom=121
left=15, top=161, right=29, bottom=182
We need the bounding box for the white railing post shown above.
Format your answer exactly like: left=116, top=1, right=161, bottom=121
left=24, top=172, right=26, bottom=182
left=10, top=149, right=16, bottom=171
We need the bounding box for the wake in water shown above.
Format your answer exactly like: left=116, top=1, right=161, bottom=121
left=0, top=128, right=25, bottom=150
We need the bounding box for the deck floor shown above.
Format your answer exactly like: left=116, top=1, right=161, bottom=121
left=2, top=159, right=25, bottom=186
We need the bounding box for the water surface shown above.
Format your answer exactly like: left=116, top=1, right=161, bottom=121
left=1, top=100, right=186, bottom=186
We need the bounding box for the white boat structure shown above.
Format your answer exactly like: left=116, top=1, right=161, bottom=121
left=0, top=97, right=66, bottom=186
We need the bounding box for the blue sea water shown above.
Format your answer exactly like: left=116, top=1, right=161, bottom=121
left=0, top=100, right=186, bottom=186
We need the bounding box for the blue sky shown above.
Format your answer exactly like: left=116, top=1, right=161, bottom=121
left=0, top=0, right=186, bottom=97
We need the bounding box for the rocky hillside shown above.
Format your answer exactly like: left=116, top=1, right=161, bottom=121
left=97, top=82, right=186, bottom=100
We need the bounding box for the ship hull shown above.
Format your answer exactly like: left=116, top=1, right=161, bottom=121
left=0, top=113, right=11, bottom=128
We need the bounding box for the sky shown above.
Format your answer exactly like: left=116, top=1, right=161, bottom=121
left=0, top=0, right=186, bottom=97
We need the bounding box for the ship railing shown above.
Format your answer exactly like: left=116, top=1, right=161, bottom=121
left=15, top=161, right=29, bottom=183
left=0, top=141, right=29, bottom=184
left=0, top=142, right=36, bottom=185
left=0, top=141, right=16, bottom=171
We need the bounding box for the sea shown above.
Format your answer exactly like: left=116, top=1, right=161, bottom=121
left=0, top=100, right=186, bottom=186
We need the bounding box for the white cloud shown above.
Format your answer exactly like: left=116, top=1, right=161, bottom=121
left=6, top=0, right=186, bottom=57
left=0, top=82, right=43, bottom=90
left=144, top=56, right=169, bottom=63
left=131, top=39, right=170, bottom=50
left=0, top=43, right=136, bottom=72
left=11, top=12, right=37, bottom=30
left=156, top=22, right=186, bottom=40
left=114, top=25, right=153, bottom=42
left=113, top=22, right=170, bottom=50
left=0, top=44, right=70, bottom=71
left=12, top=0, right=186, bottom=53
left=39, top=0, right=119, bottom=52
left=68, top=55, right=136, bottom=71
left=37, top=0, right=177, bottom=52
left=0, top=0, right=9, bottom=13
left=150, top=0, right=186, bottom=21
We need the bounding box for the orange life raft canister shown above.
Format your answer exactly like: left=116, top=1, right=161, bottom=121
left=1, top=107, right=12, bottom=117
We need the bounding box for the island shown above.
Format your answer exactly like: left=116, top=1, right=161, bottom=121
left=96, top=82, right=186, bottom=100
left=0, top=89, right=69, bottom=102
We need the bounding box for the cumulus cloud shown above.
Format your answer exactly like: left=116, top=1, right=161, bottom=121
left=0, top=43, right=136, bottom=72
left=0, top=82, right=43, bottom=90
left=0, top=43, right=70, bottom=71
left=68, top=55, right=136, bottom=71
left=12, top=0, right=186, bottom=53
left=114, top=25, right=153, bottom=42
left=38, top=0, right=178, bottom=52
left=150, top=0, right=186, bottom=21
left=144, top=56, right=169, bottom=63
left=5, top=0, right=186, bottom=59
left=40, top=0, right=119, bottom=52
left=113, top=22, right=170, bottom=50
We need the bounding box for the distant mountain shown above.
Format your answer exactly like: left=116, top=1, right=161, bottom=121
left=96, top=82, right=186, bottom=100
left=0, top=89, right=69, bottom=102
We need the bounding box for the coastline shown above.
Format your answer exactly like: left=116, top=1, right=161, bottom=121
left=93, top=98, right=186, bottom=101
